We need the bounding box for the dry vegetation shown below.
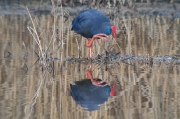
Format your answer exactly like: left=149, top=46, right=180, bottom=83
left=0, top=0, right=180, bottom=119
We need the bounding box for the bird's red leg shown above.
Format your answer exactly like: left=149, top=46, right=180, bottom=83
left=86, top=34, right=109, bottom=57
left=86, top=34, right=109, bottom=47
left=85, top=34, right=110, bottom=86
left=86, top=38, right=94, bottom=48
left=89, top=46, right=92, bottom=58
left=86, top=39, right=93, bottom=57
left=85, top=66, right=93, bottom=80
left=110, top=82, right=116, bottom=96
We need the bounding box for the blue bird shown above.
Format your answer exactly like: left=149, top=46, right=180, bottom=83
left=70, top=79, right=116, bottom=111
left=72, top=9, right=117, bottom=57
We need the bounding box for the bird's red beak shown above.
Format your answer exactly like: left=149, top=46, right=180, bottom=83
left=111, top=25, right=117, bottom=38
left=110, top=82, right=116, bottom=96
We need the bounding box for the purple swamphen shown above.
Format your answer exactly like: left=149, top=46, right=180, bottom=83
left=70, top=66, right=116, bottom=111
left=72, top=9, right=117, bottom=57
left=70, top=79, right=116, bottom=111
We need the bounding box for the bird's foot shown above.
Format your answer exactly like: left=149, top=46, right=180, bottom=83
left=86, top=69, right=107, bottom=87
left=110, top=82, right=116, bottom=96
left=93, top=34, right=109, bottom=41
left=91, top=79, right=107, bottom=87
left=86, top=34, right=109, bottom=48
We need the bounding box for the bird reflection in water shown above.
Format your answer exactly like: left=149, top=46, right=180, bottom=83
left=70, top=65, right=116, bottom=111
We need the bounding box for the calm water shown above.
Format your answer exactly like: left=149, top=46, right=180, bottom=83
left=1, top=2, right=180, bottom=119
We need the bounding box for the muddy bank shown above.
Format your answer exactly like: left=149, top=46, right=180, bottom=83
left=0, top=2, right=180, bottom=18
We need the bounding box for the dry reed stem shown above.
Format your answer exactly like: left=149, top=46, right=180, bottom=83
left=26, top=7, right=44, bottom=58
left=26, top=7, right=45, bottom=119
left=26, top=4, right=62, bottom=118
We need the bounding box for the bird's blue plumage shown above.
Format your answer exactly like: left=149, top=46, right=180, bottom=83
left=70, top=79, right=110, bottom=111
left=72, top=9, right=112, bottom=38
